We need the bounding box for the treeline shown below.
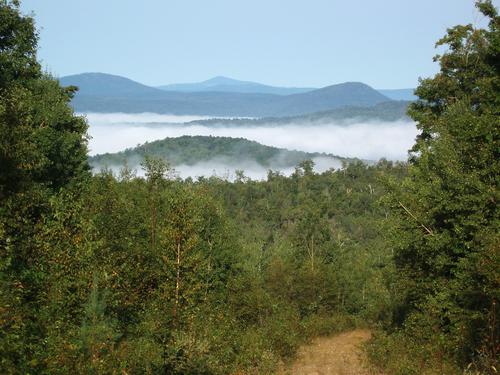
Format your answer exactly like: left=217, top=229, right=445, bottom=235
left=1, top=1, right=499, bottom=374
left=190, top=100, right=411, bottom=127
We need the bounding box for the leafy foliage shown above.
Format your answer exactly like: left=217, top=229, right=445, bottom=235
left=368, top=1, right=500, bottom=373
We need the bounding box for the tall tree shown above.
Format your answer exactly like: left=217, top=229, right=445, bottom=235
left=142, top=156, right=171, bottom=251
left=388, top=0, right=499, bottom=369
left=0, top=1, right=90, bottom=372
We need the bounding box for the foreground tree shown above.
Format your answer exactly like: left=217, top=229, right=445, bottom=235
left=379, top=1, right=499, bottom=372
left=0, top=1, right=89, bottom=372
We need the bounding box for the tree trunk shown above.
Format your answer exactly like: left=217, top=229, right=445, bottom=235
left=309, top=234, right=315, bottom=272
left=173, top=238, right=181, bottom=323
left=151, top=202, right=157, bottom=250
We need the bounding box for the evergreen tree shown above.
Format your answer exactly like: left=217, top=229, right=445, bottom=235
left=0, top=1, right=89, bottom=372
left=386, top=0, right=499, bottom=369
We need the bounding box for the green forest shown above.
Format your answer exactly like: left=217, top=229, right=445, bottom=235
left=1, top=1, right=499, bottom=374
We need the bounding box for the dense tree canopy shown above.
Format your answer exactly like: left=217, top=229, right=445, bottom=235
left=0, top=1, right=89, bottom=372
left=367, top=1, right=500, bottom=372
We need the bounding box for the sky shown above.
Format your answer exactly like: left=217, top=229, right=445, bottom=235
left=20, top=0, right=497, bottom=89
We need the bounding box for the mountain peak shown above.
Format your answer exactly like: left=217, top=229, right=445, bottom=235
left=203, top=76, right=246, bottom=86
left=60, top=72, right=164, bottom=97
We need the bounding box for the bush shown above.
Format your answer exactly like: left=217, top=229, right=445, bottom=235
left=365, top=327, right=462, bottom=375
left=301, top=311, right=357, bottom=338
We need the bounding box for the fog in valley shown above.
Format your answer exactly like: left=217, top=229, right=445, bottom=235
left=85, top=112, right=418, bottom=180
left=115, top=155, right=343, bottom=181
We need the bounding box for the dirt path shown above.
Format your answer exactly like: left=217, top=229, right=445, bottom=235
left=282, top=329, right=376, bottom=375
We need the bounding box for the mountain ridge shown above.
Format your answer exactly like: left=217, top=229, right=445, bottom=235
left=61, top=72, right=392, bottom=117
left=60, top=72, right=166, bottom=97
left=157, top=75, right=315, bottom=95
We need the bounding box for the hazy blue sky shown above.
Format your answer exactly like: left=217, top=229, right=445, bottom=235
left=20, top=0, right=497, bottom=88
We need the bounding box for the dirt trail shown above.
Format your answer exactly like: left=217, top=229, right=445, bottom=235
left=282, top=329, right=376, bottom=375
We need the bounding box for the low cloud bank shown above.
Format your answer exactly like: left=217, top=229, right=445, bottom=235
left=83, top=112, right=217, bottom=126
left=85, top=112, right=418, bottom=179
left=86, top=112, right=417, bottom=160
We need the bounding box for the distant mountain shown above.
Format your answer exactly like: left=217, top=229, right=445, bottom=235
left=157, top=76, right=314, bottom=95
left=276, top=82, right=391, bottom=116
left=59, top=72, right=166, bottom=97
left=377, top=88, right=417, bottom=101
left=89, top=135, right=348, bottom=172
left=159, top=77, right=418, bottom=100
left=61, top=73, right=391, bottom=117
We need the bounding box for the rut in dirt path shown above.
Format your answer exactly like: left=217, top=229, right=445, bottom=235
left=284, top=329, right=376, bottom=375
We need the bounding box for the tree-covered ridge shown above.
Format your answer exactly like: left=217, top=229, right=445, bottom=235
left=89, top=135, right=349, bottom=170
left=188, top=100, right=411, bottom=127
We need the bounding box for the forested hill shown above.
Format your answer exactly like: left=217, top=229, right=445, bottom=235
left=89, top=135, right=348, bottom=170
left=189, top=101, right=411, bottom=127
left=61, top=73, right=391, bottom=117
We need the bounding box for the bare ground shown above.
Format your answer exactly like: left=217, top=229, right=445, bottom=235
left=279, top=329, right=377, bottom=375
